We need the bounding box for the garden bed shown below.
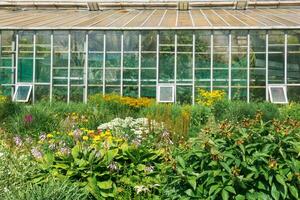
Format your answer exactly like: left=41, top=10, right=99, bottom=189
left=0, top=94, right=299, bottom=199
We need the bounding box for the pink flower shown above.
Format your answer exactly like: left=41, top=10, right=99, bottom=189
left=24, top=114, right=33, bottom=124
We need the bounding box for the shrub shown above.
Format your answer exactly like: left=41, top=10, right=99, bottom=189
left=280, top=103, right=300, bottom=121
left=0, top=95, right=20, bottom=122
left=164, top=116, right=300, bottom=199
left=32, top=127, right=170, bottom=199
left=143, top=104, right=211, bottom=143
left=213, top=100, right=279, bottom=122
left=196, top=89, right=226, bottom=107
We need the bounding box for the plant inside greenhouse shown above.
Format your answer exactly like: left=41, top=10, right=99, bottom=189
left=0, top=0, right=300, bottom=200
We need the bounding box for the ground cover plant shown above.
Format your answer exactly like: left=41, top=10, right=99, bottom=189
left=0, top=92, right=299, bottom=199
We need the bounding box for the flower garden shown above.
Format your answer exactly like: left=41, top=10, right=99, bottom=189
left=0, top=91, right=299, bottom=200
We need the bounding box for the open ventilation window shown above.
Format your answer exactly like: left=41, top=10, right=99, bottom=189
left=268, top=85, right=288, bottom=104
left=13, top=84, right=32, bottom=102
left=157, top=84, right=175, bottom=103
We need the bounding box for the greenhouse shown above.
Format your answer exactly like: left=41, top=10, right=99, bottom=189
left=0, top=1, right=300, bottom=104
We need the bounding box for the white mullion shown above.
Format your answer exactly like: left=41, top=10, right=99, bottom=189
left=84, top=32, right=88, bottom=103
left=192, top=33, right=195, bottom=105
left=228, top=32, right=232, bottom=100
left=138, top=33, right=142, bottom=98
left=247, top=32, right=250, bottom=103
left=210, top=32, right=213, bottom=91
left=50, top=32, right=53, bottom=103
left=103, top=33, right=106, bottom=95
left=32, top=32, right=36, bottom=104
left=67, top=32, right=71, bottom=103
left=120, top=33, right=124, bottom=96
left=284, top=32, right=288, bottom=85
left=15, top=32, right=19, bottom=85
left=174, top=33, right=177, bottom=103
left=266, top=32, right=269, bottom=101
left=156, top=33, right=159, bottom=102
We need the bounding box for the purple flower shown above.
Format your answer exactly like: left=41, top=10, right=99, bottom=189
left=13, top=136, right=22, bottom=147
left=108, top=162, right=118, bottom=172
left=39, top=133, right=46, bottom=141
left=59, top=147, right=71, bottom=156
left=49, top=143, right=56, bottom=150
left=73, top=129, right=82, bottom=140
left=24, top=115, right=33, bottom=124
left=145, top=165, right=154, bottom=173
left=31, top=148, right=43, bottom=159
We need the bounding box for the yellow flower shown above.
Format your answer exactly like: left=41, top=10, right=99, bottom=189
left=68, top=132, right=73, bottom=136
left=83, top=136, right=89, bottom=141
left=47, top=134, right=53, bottom=138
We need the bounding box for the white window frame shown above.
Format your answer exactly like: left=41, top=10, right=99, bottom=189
left=268, top=85, right=288, bottom=104
left=157, top=84, right=175, bottom=103
left=13, top=84, right=33, bottom=102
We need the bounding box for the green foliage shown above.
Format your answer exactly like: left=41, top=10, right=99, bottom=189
left=32, top=129, right=169, bottom=199
left=0, top=137, right=38, bottom=199
left=280, top=103, right=300, bottom=121
left=164, top=116, right=300, bottom=199
left=0, top=96, right=20, bottom=122
left=3, top=179, right=87, bottom=200
left=213, top=100, right=279, bottom=122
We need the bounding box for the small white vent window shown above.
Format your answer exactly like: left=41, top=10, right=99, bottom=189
left=157, top=84, right=175, bottom=103
left=268, top=85, right=288, bottom=104
left=13, top=84, right=32, bottom=102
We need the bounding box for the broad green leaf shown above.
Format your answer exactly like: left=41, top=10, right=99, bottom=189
left=288, top=185, right=298, bottom=199
left=187, top=176, right=197, bottom=190
left=176, top=156, right=185, bottom=168
left=235, top=194, right=245, bottom=200
left=106, top=148, right=118, bottom=163
left=271, top=184, right=280, bottom=200
left=220, top=162, right=231, bottom=174
left=72, top=144, right=81, bottom=159
left=221, top=189, right=229, bottom=200
left=224, top=186, right=236, bottom=194
left=275, top=174, right=287, bottom=197
left=209, top=184, right=219, bottom=196
left=97, top=180, right=113, bottom=189
left=185, top=189, right=194, bottom=197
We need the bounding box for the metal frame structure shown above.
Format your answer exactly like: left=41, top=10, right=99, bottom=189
left=0, top=28, right=300, bottom=103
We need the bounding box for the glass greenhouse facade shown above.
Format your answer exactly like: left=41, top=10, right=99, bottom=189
left=0, top=9, right=300, bottom=104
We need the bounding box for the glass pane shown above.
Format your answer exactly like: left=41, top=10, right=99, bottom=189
left=88, top=68, right=102, bottom=84
left=141, top=86, right=156, bottom=98
left=141, top=31, right=157, bottom=51
left=287, top=86, right=300, bottom=102
left=159, top=86, right=173, bottom=102
left=18, top=31, right=34, bottom=82
left=0, top=68, right=13, bottom=84
left=123, top=69, right=138, bottom=85
left=159, top=53, right=174, bottom=82
left=270, top=87, right=287, bottom=103
left=88, top=31, right=104, bottom=68
left=0, top=31, right=14, bottom=67
left=268, top=31, right=284, bottom=84
left=36, top=31, right=51, bottom=83
left=53, top=86, right=67, bottom=102
left=123, top=86, right=138, bottom=97
left=15, top=85, right=31, bottom=101
left=106, top=31, right=121, bottom=51
left=287, top=30, right=300, bottom=84
left=176, top=86, right=192, bottom=104
left=35, top=85, right=49, bottom=101
left=177, top=53, right=192, bottom=83
left=141, top=69, right=156, bottom=85
left=70, top=87, right=83, bottom=102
